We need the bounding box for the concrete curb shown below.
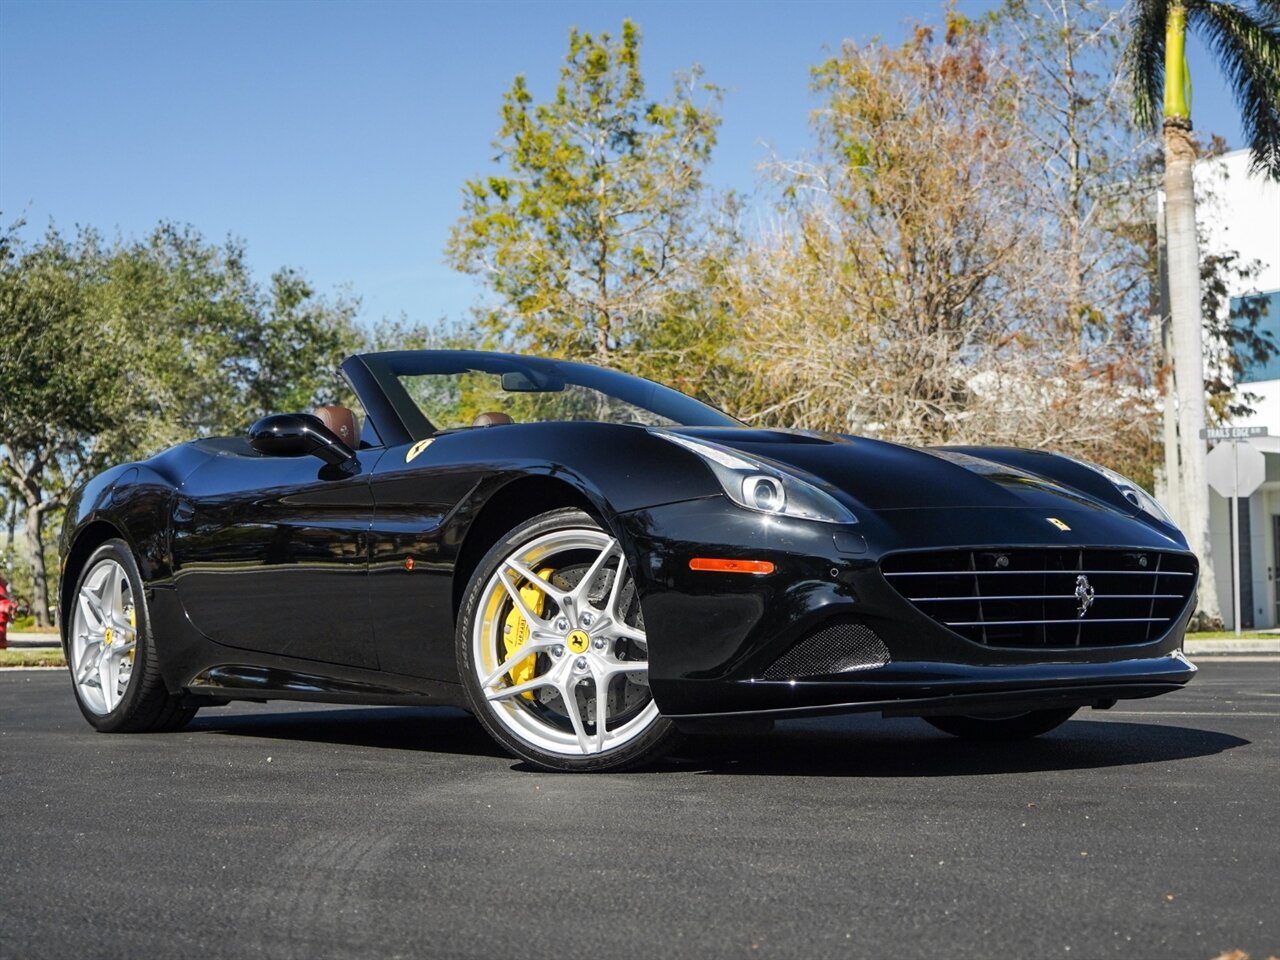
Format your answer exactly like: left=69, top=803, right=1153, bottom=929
left=3, top=633, right=61, bottom=649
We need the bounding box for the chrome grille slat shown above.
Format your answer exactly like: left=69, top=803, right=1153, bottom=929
left=880, top=548, right=1197, bottom=649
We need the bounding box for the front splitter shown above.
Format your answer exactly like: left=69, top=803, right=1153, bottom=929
left=657, top=652, right=1196, bottom=720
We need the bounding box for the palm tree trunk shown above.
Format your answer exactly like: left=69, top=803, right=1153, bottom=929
left=1163, top=118, right=1223, bottom=627
left=1156, top=203, right=1182, bottom=527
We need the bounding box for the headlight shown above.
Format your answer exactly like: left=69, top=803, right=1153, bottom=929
left=653, top=431, right=857, bottom=524
left=1069, top=457, right=1176, bottom=527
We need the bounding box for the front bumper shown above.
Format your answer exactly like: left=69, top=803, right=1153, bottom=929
left=653, top=653, right=1195, bottom=720
left=616, top=497, right=1198, bottom=720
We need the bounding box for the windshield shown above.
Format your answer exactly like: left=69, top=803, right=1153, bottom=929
left=360, top=351, right=739, bottom=438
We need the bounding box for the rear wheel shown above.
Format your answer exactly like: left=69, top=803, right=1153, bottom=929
left=67, top=540, right=197, bottom=733
left=457, top=508, right=678, bottom=772
left=925, top=707, right=1078, bottom=741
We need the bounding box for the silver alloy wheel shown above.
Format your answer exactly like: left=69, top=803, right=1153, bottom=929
left=70, top=558, right=138, bottom=716
left=471, top=527, right=658, bottom=757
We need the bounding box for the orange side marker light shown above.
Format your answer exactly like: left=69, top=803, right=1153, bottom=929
left=689, top=558, right=775, bottom=575
left=404, top=557, right=415, bottom=571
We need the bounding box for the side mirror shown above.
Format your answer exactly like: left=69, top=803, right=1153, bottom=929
left=248, top=414, right=357, bottom=468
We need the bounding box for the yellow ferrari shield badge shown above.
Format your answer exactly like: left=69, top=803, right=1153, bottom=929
left=405, top=438, right=435, bottom=463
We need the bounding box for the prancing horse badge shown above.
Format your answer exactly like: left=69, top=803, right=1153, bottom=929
left=1074, top=574, right=1096, bottom=617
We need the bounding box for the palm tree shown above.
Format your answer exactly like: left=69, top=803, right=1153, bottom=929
left=1125, top=0, right=1280, bottom=626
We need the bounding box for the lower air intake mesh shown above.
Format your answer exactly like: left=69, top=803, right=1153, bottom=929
left=763, top=619, right=890, bottom=680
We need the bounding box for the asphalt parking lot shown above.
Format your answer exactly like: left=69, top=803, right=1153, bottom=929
left=1, top=660, right=1276, bottom=960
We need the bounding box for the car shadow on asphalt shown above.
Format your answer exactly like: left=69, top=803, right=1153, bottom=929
left=666, top=715, right=1250, bottom=778
left=188, top=705, right=513, bottom=760
left=186, top=706, right=1248, bottom=776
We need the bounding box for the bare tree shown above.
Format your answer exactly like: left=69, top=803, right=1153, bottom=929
left=724, top=17, right=1158, bottom=473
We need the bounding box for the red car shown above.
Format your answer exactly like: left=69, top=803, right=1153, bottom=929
left=0, top=581, right=17, bottom=649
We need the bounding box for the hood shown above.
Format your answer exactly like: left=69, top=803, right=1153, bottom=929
left=667, top=426, right=1154, bottom=520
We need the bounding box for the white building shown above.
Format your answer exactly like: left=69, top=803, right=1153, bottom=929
left=1198, top=149, right=1280, bottom=629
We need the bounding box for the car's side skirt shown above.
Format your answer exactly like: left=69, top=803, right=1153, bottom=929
left=184, top=664, right=466, bottom=707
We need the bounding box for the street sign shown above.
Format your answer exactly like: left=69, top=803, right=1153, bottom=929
left=1205, top=439, right=1268, bottom=636
left=1199, top=425, right=1270, bottom=440
left=1206, top=441, right=1266, bottom=499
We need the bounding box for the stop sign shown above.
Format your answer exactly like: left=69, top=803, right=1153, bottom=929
left=1205, top=441, right=1267, bottom=499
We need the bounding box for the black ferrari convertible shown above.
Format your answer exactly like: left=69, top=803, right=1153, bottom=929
left=58, top=350, right=1198, bottom=771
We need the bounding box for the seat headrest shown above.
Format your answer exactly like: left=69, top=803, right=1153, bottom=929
left=313, top=405, right=360, bottom=446
left=472, top=411, right=513, bottom=428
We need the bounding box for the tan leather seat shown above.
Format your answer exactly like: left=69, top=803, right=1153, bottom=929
left=472, top=411, right=513, bottom=428
left=313, top=405, right=360, bottom=446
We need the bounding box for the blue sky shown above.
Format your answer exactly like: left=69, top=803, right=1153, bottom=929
left=0, top=0, right=1244, bottom=329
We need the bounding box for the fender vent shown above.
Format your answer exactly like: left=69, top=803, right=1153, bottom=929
left=763, top=619, right=890, bottom=680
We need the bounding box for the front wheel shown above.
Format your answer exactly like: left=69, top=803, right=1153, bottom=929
left=67, top=540, right=197, bottom=733
left=457, top=508, right=679, bottom=772
left=925, top=707, right=1078, bottom=741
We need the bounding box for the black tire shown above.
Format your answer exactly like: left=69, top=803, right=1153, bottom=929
left=66, top=540, right=197, bottom=733
left=457, top=508, right=679, bottom=772
left=925, top=707, right=1078, bottom=741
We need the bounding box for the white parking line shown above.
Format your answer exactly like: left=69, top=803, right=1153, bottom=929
left=1095, top=710, right=1280, bottom=718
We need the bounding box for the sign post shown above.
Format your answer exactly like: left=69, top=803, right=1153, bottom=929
left=1203, top=428, right=1268, bottom=636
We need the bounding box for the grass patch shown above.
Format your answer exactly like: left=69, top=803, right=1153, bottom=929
left=9, top=619, right=58, bottom=633
left=1186, top=631, right=1277, bottom=641
left=0, top=647, right=66, bottom=668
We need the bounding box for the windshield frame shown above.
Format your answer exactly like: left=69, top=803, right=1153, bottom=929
left=353, top=350, right=740, bottom=440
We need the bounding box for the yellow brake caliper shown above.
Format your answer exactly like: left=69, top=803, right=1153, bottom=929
left=503, top=567, right=555, bottom=700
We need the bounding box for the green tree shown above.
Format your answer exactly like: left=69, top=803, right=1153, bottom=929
left=96, top=223, right=261, bottom=453
left=242, top=269, right=363, bottom=419
left=0, top=222, right=133, bottom=625
left=446, top=20, right=724, bottom=370
left=1124, top=0, right=1280, bottom=626
left=0, top=221, right=361, bottom=626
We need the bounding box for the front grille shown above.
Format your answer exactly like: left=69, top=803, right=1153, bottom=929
left=763, top=619, right=890, bottom=679
left=881, top=548, right=1196, bottom=648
